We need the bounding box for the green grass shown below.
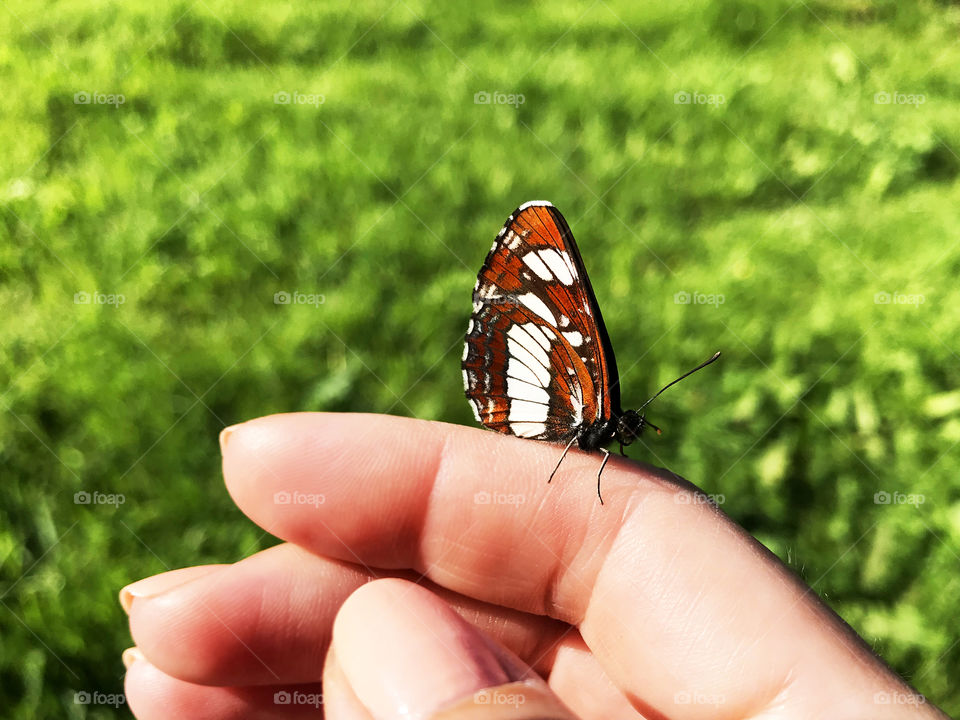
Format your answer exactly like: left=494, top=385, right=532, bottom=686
left=2, top=0, right=960, bottom=716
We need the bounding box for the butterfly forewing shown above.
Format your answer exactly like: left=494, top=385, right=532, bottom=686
left=462, top=201, right=620, bottom=441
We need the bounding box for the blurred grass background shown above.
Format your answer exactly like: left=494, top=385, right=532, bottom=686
left=2, top=0, right=959, bottom=716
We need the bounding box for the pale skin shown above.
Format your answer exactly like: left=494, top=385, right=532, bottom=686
left=120, top=412, right=948, bottom=719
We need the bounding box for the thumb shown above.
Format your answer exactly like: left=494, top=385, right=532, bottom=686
left=325, top=578, right=578, bottom=720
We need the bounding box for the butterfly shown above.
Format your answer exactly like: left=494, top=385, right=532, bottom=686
left=462, top=200, right=720, bottom=504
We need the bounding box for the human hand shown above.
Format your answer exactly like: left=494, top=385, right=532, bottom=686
left=121, top=413, right=946, bottom=718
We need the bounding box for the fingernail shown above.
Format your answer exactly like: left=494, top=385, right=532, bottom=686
left=122, top=647, right=144, bottom=669
left=119, top=565, right=224, bottom=614
left=335, top=579, right=513, bottom=719
left=219, top=423, right=243, bottom=453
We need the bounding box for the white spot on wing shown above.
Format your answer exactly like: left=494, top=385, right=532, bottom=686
left=559, top=314, right=570, bottom=327
left=507, top=355, right=542, bottom=387
left=507, top=325, right=550, bottom=386
left=509, top=400, right=549, bottom=423
left=462, top=343, right=469, bottom=362
left=503, top=230, right=521, bottom=250
left=518, top=200, right=554, bottom=211
left=562, top=330, right=584, bottom=347
left=507, top=376, right=550, bottom=404
left=511, top=420, right=547, bottom=437
left=571, top=388, right=584, bottom=426
left=518, top=292, right=556, bottom=327
left=537, top=249, right=574, bottom=285
left=522, top=321, right=551, bottom=352
left=521, top=251, right=553, bottom=281
left=470, top=399, right=483, bottom=423
left=508, top=323, right=550, bottom=365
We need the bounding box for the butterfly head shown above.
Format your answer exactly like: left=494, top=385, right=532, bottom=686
left=615, top=410, right=659, bottom=446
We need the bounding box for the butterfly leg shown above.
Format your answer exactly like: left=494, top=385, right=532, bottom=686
left=596, top=448, right=611, bottom=505
left=618, top=441, right=627, bottom=457
left=548, top=434, right=579, bottom=484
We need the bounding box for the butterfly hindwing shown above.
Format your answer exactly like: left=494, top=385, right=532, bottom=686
left=462, top=201, right=620, bottom=441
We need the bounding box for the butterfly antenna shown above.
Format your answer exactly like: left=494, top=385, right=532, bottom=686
left=636, top=351, right=721, bottom=414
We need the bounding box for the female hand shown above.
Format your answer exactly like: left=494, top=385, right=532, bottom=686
left=120, top=413, right=945, bottom=718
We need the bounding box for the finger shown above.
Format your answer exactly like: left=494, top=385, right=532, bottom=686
left=123, top=652, right=324, bottom=720
left=122, top=542, right=635, bottom=718
left=330, top=578, right=577, bottom=720
left=321, top=646, right=375, bottom=720
left=222, top=413, right=931, bottom=719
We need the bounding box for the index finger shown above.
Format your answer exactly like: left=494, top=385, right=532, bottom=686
left=221, top=412, right=940, bottom=720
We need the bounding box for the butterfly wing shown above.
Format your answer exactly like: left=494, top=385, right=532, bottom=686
left=462, top=201, right=621, bottom=441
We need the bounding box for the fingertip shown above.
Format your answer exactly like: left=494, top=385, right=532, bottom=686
left=333, top=579, right=513, bottom=718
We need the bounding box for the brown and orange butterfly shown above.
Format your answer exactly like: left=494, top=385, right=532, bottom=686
left=462, top=200, right=719, bottom=503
